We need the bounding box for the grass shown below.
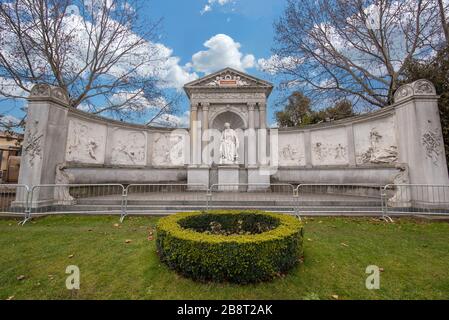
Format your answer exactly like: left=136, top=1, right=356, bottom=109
left=1, top=215, right=449, bottom=300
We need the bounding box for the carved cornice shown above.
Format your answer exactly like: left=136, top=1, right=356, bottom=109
left=184, top=67, right=273, bottom=98
left=29, top=83, right=70, bottom=105
left=394, top=79, right=437, bottom=103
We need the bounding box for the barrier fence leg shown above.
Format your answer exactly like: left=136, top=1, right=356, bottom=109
left=120, top=189, right=128, bottom=223
left=19, top=187, right=31, bottom=226
left=293, top=189, right=301, bottom=220
left=206, top=190, right=211, bottom=212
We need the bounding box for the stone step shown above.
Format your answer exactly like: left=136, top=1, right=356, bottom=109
left=31, top=204, right=383, bottom=213
left=76, top=199, right=382, bottom=207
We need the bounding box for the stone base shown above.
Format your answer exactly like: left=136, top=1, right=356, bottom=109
left=218, top=165, right=240, bottom=191
left=247, top=167, right=271, bottom=191
left=187, top=166, right=209, bottom=190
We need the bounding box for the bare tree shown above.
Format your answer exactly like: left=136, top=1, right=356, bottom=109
left=0, top=0, right=171, bottom=125
left=266, top=0, right=445, bottom=109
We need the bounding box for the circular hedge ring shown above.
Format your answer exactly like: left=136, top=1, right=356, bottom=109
left=156, top=210, right=304, bottom=283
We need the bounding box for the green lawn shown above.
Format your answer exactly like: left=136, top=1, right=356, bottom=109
left=1, top=215, right=449, bottom=300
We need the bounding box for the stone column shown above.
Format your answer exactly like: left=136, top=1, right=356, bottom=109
left=17, top=84, right=70, bottom=206
left=247, top=103, right=257, bottom=167
left=187, top=104, right=209, bottom=190
left=202, top=103, right=210, bottom=166
left=394, top=79, right=449, bottom=187
left=259, top=102, right=267, bottom=129
left=190, top=105, right=198, bottom=165
left=196, top=106, right=202, bottom=166
left=257, top=103, right=268, bottom=165
left=248, top=102, right=270, bottom=190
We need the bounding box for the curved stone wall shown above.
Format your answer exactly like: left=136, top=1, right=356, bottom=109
left=17, top=79, right=449, bottom=192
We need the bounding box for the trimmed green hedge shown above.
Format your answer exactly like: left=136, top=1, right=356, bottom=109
left=156, top=210, right=304, bottom=283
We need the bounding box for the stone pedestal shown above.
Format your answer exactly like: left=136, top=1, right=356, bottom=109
left=16, top=84, right=70, bottom=206
left=187, top=166, right=209, bottom=190
left=247, top=167, right=270, bottom=191
left=394, top=80, right=449, bottom=186
left=218, top=165, right=239, bottom=191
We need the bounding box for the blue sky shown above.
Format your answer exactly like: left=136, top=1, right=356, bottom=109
left=0, top=0, right=287, bottom=128
left=144, top=0, right=286, bottom=125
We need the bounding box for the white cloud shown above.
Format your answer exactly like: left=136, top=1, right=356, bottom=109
left=0, top=114, right=20, bottom=126
left=257, top=55, right=302, bottom=75
left=200, top=5, right=212, bottom=15
left=152, top=111, right=190, bottom=128
left=191, top=34, right=256, bottom=74
left=0, top=4, right=197, bottom=102
left=200, top=0, right=234, bottom=14
left=0, top=77, right=29, bottom=97
left=110, top=90, right=152, bottom=109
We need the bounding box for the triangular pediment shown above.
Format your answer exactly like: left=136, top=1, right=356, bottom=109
left=184, top=68, right=273, bottom=92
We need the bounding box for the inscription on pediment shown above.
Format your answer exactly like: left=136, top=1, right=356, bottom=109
left=205, top=72, right=251, bottom=87
left=190, top=69, right=268, bottom=88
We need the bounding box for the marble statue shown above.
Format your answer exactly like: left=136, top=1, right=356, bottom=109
left=219, top=123, right=239, bottom=165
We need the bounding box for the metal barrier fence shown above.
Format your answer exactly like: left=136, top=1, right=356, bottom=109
left=29, top=184, right=126, bottom=219
left=208, top=183, right=296, bottom=211
left=4, top=183, right=449, bottom=224
left=383, top=184, right=449, bottom=215
left=295, top=184, right=384, bottom=215
left=123, top=184, right=208, bottom=222
left=0, top=184, right=30, bottom=225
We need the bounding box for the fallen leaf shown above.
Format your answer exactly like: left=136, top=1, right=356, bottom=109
left=68, top=254, right=74, bottom=258
left=125, top=239, right=132, bottom=244
left=147, top=236, right=154, bottom=241
left=341, top=243, right=349, bottom=247
left=113, top=223, right=120, bottom=228
left=379, top=267, right=385, bottom=272
left=307, top=238, right=313, bottom=241
left=16, top=275, right=25, bottom=281
left=331, top=295, right=339, bottom=300
left=6, top=296, right=14, bottom=300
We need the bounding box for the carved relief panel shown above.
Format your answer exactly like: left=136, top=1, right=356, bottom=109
left=422, top=126, right=443, bottom=166
left=23, top=120, right=43, bottom=167
left=311, top=128, right=348, bottom=166
left=110, top=129, right=147, bottom=166
left=277, top=133, right=306, bottom=166
left=65, top=118, right=107, bottom=164
left=152, top=132, right=186, bottom=166
left=354, top=117, right=398, bottom=165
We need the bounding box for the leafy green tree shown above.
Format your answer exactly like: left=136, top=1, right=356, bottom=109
left=276, top=92, right=313, bottom=127
left=313, top=100, right=354, bottom=123
left=276, top=92, right=354, bottom=128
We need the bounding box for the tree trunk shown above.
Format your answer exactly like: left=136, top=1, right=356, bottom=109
left=438, top=0, right=449, bottom=45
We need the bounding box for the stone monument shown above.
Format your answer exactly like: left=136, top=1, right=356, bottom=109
left=15, top=70, right=449, bottom=207
left=184, top=67, right=273, bottom=191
